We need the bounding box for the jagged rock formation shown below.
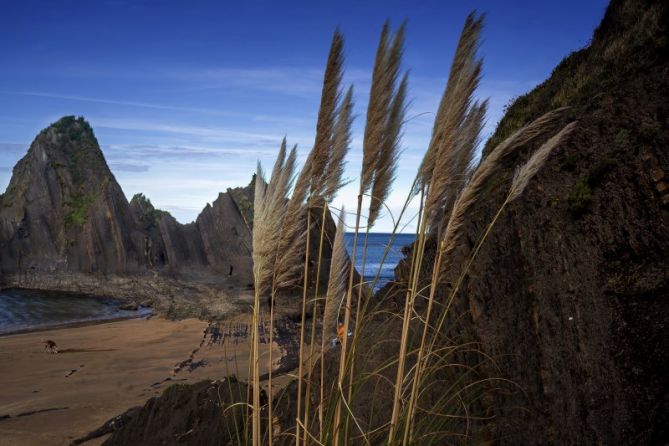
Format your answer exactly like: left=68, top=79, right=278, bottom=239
left=0, top=116, right=256, bottom=310
left=0, top=116, right=339, bottom=314
left=0, top=118, right=145, bottom=275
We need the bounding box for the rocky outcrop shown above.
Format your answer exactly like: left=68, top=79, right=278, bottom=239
left=0, top=118, right=145, bottom=275
left=99, top=378, right=252, bottom=446
left=385, top=0, right=668, bottom=443
left=0, top=116, right=258, bottom=311
left=0, top=117, right=340, bottom=315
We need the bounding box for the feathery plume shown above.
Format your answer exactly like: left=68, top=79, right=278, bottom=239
left=422, top=14, right=484, bottom=232
left=253, top=163, right=266, bottom=224
left=252, top=163, right=272, bottom=296
left=360, top=22, right=391, bottom=193
left=438, top=99, right=488, bottom=227
left=368, top=72, right=408, bottom=228
left=311, top=30, right=345, bottom=201
left=267, top=138, right=287, bottom=203
left=322, top=207, right=349, bottom=340
left=272, top=31, right=347, bottom=289
left=509, top=122, right=576, bottom=201
left=272, top=146, right=310, bottom=289
left=417, top=13, right=484, bottom=195
left=252, top=142, right=297, bottom=296
left=324, top=86, right=354, bottom=202
left=438, top=107, right=571, bottom=262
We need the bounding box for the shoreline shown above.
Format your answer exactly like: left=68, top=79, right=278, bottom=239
left=0, top=311, right=155, bottom=338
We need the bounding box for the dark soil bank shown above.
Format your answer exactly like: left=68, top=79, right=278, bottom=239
left=98, top=379, right=252, bottom=446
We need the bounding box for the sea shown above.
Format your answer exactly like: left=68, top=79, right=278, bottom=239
left=345, top=232, right=414, bottom=291
left=0, top=288, right=152, bottom=335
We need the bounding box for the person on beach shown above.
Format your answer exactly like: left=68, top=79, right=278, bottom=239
left=43, top=339, right=58, bottom=354
left=337, top=322, right=346, bottom=345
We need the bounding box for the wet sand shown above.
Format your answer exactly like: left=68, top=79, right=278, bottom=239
left=0, top=316, right=285, bottom=446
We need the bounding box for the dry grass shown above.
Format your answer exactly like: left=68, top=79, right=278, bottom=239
left=311, top=31, right=345, bottom=200
left=368, top=73, right=407, bottom=228
left=422, top=13, right=484, bottom=234
left=325, top=86, right=354, bottom=202
left=360, top=22, right=391, bottom=194
left=246, top=11, right=577, bottom=446
left=334, top=20, right=408, bottom=444
left=322, top=208, right=349, bottom=343
left=509, top=122, right=577, bottom=201
left=417, top=13, right=483, bottom=195
left=440, top=99, right=487, bottom=225
left=437, top=106, right=570, bottom=266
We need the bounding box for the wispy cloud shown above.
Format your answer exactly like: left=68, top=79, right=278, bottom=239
left=10, top=91, right=235, bottom=115
left=92, top=117, right=314, bottom=149
left=108, top=161, right=150, bottom=172
left=170, top=67, right=326, bottom=96
left=103, top=143, right=281, bottom=162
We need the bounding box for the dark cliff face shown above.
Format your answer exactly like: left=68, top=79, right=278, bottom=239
left=0, top=116, right=255, bottom=286
left=387, top=0, right=668, bottom=443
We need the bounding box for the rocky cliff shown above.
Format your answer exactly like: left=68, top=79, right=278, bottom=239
left=0, top=116, right=256, bottom=313
left=387, top=0, right=668, bottom=443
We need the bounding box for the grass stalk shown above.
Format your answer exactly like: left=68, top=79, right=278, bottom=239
left=343, top=223, right=369, bottom=439
left=295, top=208, right=312, bottom=446
left=252, top=277, right=262, bottom=446
left=267, top=287, right=276, bottom=445
left=403, top=245, right=445, bottom=444
left=333, top=192, right=363, bottom=445
left=304, top=202, right=329, bottom=444
left=388, top=188, right=426, bottom=444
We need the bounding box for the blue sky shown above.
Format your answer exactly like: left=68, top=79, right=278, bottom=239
left=0, top=0, right=608, bottom=232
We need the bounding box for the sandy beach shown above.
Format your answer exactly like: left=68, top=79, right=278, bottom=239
left=0, top=315, right=286, bottom=446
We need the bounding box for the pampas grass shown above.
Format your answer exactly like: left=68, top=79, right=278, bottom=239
left=440, top=99, right=487, bottom=227
left=322, top=208, right=349, bottom=343
left=438, top=106, right=570, bottom=263
left=508, top=122, right=577, bottom=201
left=251, top=139, right=297, bottom=446
left=246, top=11, right=577, bottom=446
left=360, top=22, right=390, bottom=194
left=311, top=30, right=345, bottom=200
left=387, top=14, right=484, bottom=441
left=284, top=29, right=351, bottom=446
left=422, top=13, right=484, bottom=234
left=273, top=151, right=310, bottom=290
left=403, top=120, right=577, bottom=444
left=334, top=21, right=407, bottom=444
left=417, top=13, right=484, bottom=196
left=368, top=72, right=407, bottom=228
left=304, top=86, right=355, bottom=445
left=325, top=86, right=354, bottom=202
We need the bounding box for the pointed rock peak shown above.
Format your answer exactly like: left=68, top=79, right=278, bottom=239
left=130, top=192, right=171, bottom=224
left=33, top=115, right=109, bottom=179
left=24, top=115, right=115, bottom=190
left=130, top=193, right=155, bottom=211
left=47, top=115, right=95, bottom=137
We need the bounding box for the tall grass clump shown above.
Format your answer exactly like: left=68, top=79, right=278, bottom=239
left=248, top=10, right=577, bottom=446
left=250, top=28, right=353, bottom=446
